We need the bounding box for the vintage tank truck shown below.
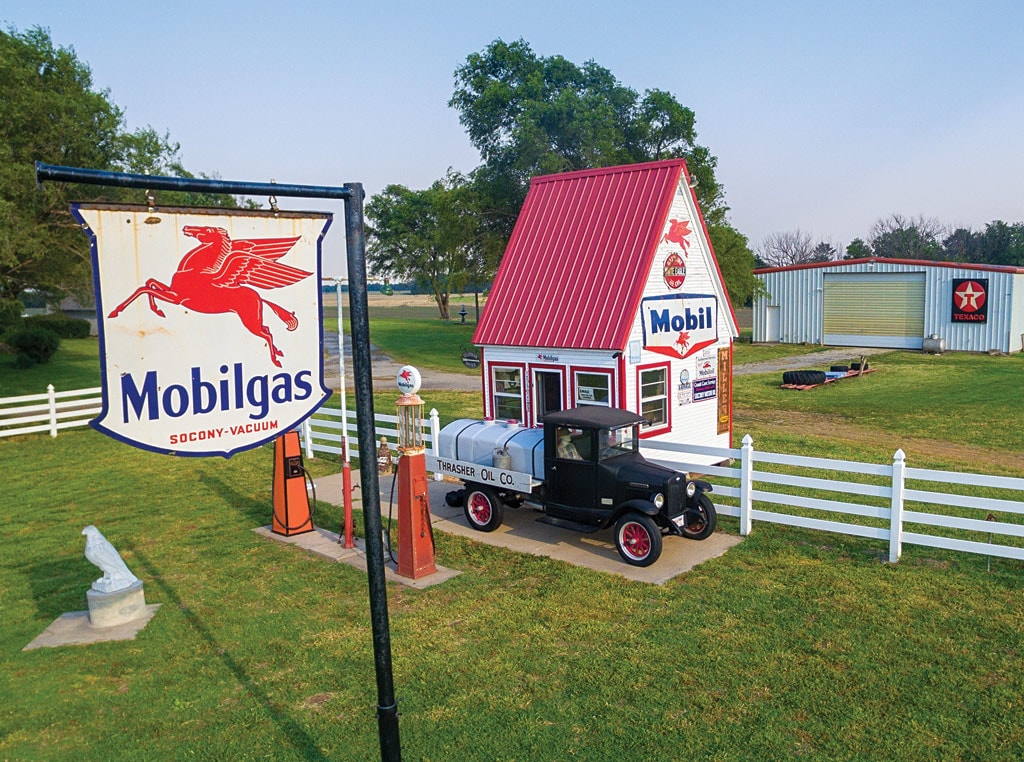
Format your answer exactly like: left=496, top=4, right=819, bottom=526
left=428, top=406, right=717, bottom=567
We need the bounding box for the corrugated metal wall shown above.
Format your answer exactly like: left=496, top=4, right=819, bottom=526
left=753, top=261, right=1023, bottom=352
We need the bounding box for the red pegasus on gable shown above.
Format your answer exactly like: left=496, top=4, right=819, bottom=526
left=663, top=218, right=692, bottom=255
left=108, top=225, right=312, bottom=367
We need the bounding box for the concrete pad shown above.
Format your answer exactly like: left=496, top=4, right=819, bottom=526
left=252, top=525, right=461, bottom=589
left=23, top=605, right=161, bottom=651
left=313, top=473, right=742, bottom=585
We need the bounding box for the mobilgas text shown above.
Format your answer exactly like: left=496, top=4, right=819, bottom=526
left=119, top=362, right=313, bottom=423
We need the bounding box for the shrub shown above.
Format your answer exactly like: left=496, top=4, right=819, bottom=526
left=25, top=313, right=91, bottom=339
left=3, top=326, right=61, bottom=367
left=0, top=299, right=23, bottom=333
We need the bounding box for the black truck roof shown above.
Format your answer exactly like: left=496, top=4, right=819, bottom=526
left=543, top=406, right=645, bottom=430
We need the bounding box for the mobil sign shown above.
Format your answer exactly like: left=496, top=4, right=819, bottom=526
left=74, top=203, right=332, bottom=457
left=640, top=293, right=718, bottom=360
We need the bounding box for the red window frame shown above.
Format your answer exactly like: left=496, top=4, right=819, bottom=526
left=636, top=360, right=671, bottom=438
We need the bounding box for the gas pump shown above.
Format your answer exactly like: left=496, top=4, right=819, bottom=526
left=271, top=430, right=314, bottom=536
left=394, top=366, right=437, bottom=579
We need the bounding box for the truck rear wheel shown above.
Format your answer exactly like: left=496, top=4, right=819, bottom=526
left=614, top=512, right=662, bottom=567
left=464, top=484, right=504, bottom=532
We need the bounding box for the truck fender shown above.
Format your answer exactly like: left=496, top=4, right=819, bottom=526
left=607, top=499, right=660, bottom=528
left=689, top=479, right=713, bottom=496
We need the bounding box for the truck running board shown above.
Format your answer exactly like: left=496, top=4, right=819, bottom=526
left=535, top=516, right=602, bottom=534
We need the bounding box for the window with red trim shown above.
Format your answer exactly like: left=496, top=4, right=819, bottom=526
left=638, top=364, right=670, bottom=434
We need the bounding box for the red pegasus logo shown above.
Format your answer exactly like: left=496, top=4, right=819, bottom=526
left=399, top=369, right=413, bottom=382
left=108, top=225, right=312, bottom=367
left=663, top=218, right=692, bottom=255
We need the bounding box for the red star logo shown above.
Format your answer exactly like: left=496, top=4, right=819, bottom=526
left=954, top=281, right=986, bottom=312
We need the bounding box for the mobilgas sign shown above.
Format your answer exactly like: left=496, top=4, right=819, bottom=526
left=74, top=204, right=332, bottom=457
left=640, top=293, right=718, bottom=360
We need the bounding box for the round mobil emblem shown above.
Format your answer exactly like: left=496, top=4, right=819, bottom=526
left=396, top=365, right=422, bottom=395
left=953, top=280, right=986, bottom=312
left=664, top=253, right=686, bottom=289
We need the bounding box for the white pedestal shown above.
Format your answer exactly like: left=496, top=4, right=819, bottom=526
left=86, top=580, right=147, bottom=628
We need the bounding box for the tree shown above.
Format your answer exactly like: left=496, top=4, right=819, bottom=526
left=976, top=221, right=1024, bottom=266
left=449, top=39, right=728, bottom=243
left=707, top=224, right=765, bottom=306
left=868, top=214, right=945, bottom=260
left=366, top=171, right=485, bottom=320
left=756, top=229, right=815, bottom=267
left=0, top=25, right=239, bottom=302
left=941, top=227, right=980, bottom=263
left=810, top=241, right=838, bottom=263
left=844, top=238, right=872, bottom=260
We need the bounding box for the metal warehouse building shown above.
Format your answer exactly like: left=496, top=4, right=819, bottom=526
left=752, top=258, right=1024, bottom=353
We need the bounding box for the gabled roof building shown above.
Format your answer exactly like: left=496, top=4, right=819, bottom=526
left=474, top=159, right=739, bottom=457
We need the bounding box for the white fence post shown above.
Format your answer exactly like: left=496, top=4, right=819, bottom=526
left=302, top=418, right=314, bottom=460
left=430, top=408, right=442, bottom=480
left=740, top=434, right=754, bottom=535
left=47, top=384, right=57, bottom=438
left=888, top=449, right=906, bottom=563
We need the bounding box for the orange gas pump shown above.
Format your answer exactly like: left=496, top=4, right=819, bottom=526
left=271, top=431, right=314, bottom=536
left=395, top=367, right=437, bottom=579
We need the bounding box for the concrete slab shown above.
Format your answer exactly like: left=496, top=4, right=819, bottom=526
left=252, top=525, right=462, bottom=589
left=312, top=473, right=742, bottom=585
left=23, top=605, right=161, bottom=651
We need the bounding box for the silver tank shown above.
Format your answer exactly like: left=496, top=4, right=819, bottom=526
left=436, top=419, right=545, bottom=480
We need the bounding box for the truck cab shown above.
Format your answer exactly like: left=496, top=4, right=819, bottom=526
left=437, top=407, right=717, bottom=567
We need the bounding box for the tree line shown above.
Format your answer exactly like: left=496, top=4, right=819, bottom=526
left=756, top=214, right=1024, bottom=269
left=0, top=25, right=244, bottom=306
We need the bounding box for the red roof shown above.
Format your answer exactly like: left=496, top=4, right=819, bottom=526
left=474, top=159, right=686, bottom=350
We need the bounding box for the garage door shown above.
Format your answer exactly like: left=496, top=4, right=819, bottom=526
left=823, top=273, right=925, bottom=349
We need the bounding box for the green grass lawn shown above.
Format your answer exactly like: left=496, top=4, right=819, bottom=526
left=3, top=307, right=1024, bottom=759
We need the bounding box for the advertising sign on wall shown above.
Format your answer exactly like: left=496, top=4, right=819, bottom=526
left=74, top=204, right=332, bottom=457
left=640, top=293, right=719, bottom=360
left=951, top=278, right=988, bottom=323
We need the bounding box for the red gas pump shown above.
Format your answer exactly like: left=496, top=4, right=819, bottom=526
left=271, top=431, right=313, bottom=536
left=394, top=366, right=437, bottom=579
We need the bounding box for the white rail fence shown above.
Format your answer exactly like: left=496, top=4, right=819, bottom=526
left=641, top=435, right=1024, bottom=564
left=0, top=385, right=102, bottom=439
left=5, top=387, right=1023, bottom=565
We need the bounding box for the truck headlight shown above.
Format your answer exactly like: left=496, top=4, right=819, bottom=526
left=652, top=492, right=665, bottom=509
left=686, top=482, right=697, bottom=498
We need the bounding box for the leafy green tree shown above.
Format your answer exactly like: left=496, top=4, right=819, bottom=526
left=941, top=227, right=980, bottom=263
left=844, top=238, right=872, bottom=260
left=366, top=171, right=486, bottom=320
left=977, top=220, right=1024, bottom=266
left=868, top=214, right=945, bottom=260
left=449, top=38, right=727, bottom=241
left=0, top=25, right=240, bottom=302
left=707, top=224, right=764, bottom=307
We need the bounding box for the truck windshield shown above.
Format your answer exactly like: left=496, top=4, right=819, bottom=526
left=598, top=426, right=635, bottom=460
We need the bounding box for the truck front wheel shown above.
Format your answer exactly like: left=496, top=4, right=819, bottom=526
left=614, top=512, right=663, bottom=567
left=680, top=494, right=717, bottom=541
left=464, top=485, right=504, bottom=532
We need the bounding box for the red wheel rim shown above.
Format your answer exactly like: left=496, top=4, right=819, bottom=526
left=620, top=521, right=651, bottom=560
left=468, top=493, right=491, bottom=525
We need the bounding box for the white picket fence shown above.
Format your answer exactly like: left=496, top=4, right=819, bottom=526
left=298, top=406, right=439, bottom=464
left=4, top=386, right=1023, bottom=565
left=0, top=385, right=102, bottom=439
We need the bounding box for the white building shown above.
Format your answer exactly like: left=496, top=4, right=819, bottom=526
left=753, top=258, right=1024, bottom=353
left=473, top=159, right=739, bottom=458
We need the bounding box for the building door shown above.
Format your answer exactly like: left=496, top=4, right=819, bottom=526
left=766, top=306, right=781, bottom=342
left=823, top=273, right=926, bottom=349
left=532, top=369, right=564, bottom=425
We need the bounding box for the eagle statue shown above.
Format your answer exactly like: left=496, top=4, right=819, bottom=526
left=82, top=525, right=140, bottom=593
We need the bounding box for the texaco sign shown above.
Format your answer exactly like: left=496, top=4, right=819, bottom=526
left=74, top=204, right=333, bottom=457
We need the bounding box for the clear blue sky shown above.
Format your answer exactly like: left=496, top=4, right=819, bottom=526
left=5, top=1, right=1023, bottom=276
